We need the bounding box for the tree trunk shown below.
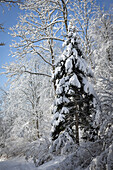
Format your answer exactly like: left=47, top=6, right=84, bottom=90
left=36, top=119, right=40, bottom=138
left=36, top=110, right=40, bottom=138
left=75, top=112, right=79, bottom=145
left=74, top=98, right=79, bottom=145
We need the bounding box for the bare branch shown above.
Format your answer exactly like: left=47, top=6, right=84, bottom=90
left=29, top=37, right=64, bottom=43
left=31, top=46, right=53, bottom=67
left=24, top=70, right=51, bottom=78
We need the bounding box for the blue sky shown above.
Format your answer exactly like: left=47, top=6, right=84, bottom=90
left=0, top=0, right=113, bottom=89
left=0, top=4, right=21, bottom=88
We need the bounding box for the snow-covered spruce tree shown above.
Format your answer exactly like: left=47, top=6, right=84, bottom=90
left=51, top=25, right=98, bottom=152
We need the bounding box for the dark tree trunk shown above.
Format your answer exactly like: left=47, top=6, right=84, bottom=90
left=75, top=112, right=79, bottom=145
left=36, top=119, right=40, bottom=138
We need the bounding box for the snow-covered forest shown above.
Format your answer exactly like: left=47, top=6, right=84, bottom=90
left=0, top=0, right=113, bottom=169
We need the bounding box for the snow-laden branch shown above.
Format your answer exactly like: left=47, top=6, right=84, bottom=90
left=31, top=46, right=53, bottom=67
left=24, top=70, right=51, bottom=78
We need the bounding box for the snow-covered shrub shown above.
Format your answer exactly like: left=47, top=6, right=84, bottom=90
left=87, top=143, right=113, bottom=170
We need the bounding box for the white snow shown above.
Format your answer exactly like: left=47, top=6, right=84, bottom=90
left=71, top=38, right=75, bottom=44
left=58, top=114, right=65, bottom=123
left=52, top=112, right=65, bottom=128
left=69, top=74, right=81, bottom=88
left=37, top=156, right=66, bottom=170
left=59, top=78, right=65, bottom=86
left=0, top=157, right=37, bottom=170
left=61, top=107, right=69, bottom=114
left=62, top=41, right=67, bottom=47
left=60, top=53, right=66, bottom=60
left=53, top=111, right=59, bottom=119
left=65, top=76, right=69, bottom=81
left=56, top=85, right=63, bottom=95
left=93, top=98, right=96, bottom=107
left=65, top=57, right=73, bottom=73
left=68, top=32, right=72, bottom=37
left=83, top=77, right=94, bottom=94
left=52, top=105, right=57, bottom=114
left=55, top=97, right=63, bottom=105
left=72, top=48, right=78, bottom=58
left=56, top=78, right=65, bottom=95
left=66, top=43, right=72, bottom=57
left=75, top=57, right=93, bottom=76
left=55, top=94, right=70, bottom=106
left=73, top=32, right=77, bottom=38
left=62, top=95, right=70, bottom=104
left=52, top=119, right=59, bottom=127
left=64, top=84, right=69, bottom=93
left=68, top=89, right=75, bottom=95
left=54, top=66, right=61, bottom=77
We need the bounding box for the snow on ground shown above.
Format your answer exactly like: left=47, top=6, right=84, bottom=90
left=0, top=156, right=67, bottom=170
left=37, top=156, right=66, bottom=170
left=0, top=157, right=37, bottom=170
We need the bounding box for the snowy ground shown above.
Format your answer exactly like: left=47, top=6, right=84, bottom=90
left=0, top=157, right=37, bottom=170
left=0, top=156, right=66, bottom=170
left=37, top=156, right=66, bottom=170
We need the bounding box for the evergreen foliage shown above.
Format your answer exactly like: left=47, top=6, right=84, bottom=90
left=51, top=25, right=98, bottom=151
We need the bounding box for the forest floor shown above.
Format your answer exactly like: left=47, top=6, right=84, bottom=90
left=0, top=156, right=66, bottom=170
left=0, top=157, right=37, bottom=170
